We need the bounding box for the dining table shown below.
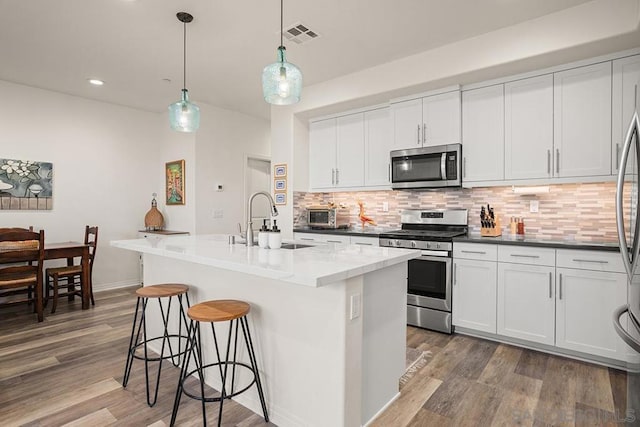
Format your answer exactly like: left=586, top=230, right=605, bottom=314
left=44, top=241, right=91, bottom=310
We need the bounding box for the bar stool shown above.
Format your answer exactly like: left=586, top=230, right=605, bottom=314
left=122, top=283, right=190, bottom=407
left=170, top=299, right=269, bottom=426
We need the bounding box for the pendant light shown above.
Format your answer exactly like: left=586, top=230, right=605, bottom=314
left=261, top=0, right=302, bottom=105
left=168, top=12, right=200, bottom=132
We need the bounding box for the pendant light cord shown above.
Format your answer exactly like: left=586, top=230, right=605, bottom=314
left=183, top=20, right=187, bottom=90
left=280, top=0, right=283, bottom=48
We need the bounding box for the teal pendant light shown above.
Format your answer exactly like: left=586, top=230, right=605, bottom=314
left=262, top=0, right=302, bottom=105
left=168, top=12, right=200, bottom=132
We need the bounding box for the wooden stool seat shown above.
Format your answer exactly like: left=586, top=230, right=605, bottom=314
left=135, top=283, right=189, bottom=298
left=187, top=300, right=250, bottom=323
left=47, top=265, right=82, bottom=276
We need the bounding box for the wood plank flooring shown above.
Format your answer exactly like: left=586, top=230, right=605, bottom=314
left=0, top=287, right=273, bottom=427
left=373, top=327, right=630, bottom=427
left=0, top=287, right=631, bottom=426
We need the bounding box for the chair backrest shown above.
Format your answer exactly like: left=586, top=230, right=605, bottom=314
left=84, top=226, right=98, bottom=265
left=0, top=229, right=45, bottom=267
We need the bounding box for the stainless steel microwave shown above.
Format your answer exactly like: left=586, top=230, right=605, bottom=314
left=390, top=143, right=461, bottom=189
left=307, top=207, right=350, bottom=229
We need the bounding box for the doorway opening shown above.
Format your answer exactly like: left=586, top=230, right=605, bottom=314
left=244, top=155, right=271, bottom=232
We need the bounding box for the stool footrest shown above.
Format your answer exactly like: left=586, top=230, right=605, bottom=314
left=181, top=361, right=256, bottom=402
left=130, top=334, right=190, bottom=362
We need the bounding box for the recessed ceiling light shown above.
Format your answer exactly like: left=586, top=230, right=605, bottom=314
left=88, top=79, right=104, bottom=86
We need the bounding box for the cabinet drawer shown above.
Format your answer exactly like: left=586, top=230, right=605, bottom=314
left=293, top=233, right=325, bottom=243
left=556, top=249, right=624, bottom=273
left=350, top=236, right=378, bottom=246
left=498, top=245, right=555, bottom=266
left=453, top=243, right=497, bottom=261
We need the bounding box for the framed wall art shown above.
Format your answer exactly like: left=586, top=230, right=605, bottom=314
left=274, top=164, right=287, bottom=178
left=274, top=192, right=286, bottom=205
left=0, top=158, right=53, bottom=210
left=274, top=178, right=287, bottom=191
left=166, top=160, right=185, bottom=205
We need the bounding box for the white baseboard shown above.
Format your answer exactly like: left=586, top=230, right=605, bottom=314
left=94, top=279, right=140, bottom=292
left=363, top=392, right=400, bottom=426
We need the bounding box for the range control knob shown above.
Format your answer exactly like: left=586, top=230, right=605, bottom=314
left=395, top=240, right=400, bottom=247
left=426, top=242, right=431, bottom=249
left=436, top=243, right=441, bottom=249
left=411, top=241, right=417, bottom=248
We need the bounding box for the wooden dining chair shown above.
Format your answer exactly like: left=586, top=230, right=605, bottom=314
left=45, top=226, right=98, bottom=313
left=0, top=229, right=45, bottom=322
left=0, top=227, right=36, bottom=303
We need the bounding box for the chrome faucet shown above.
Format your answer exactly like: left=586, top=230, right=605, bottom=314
left=246, top=191, right=278, bottom=246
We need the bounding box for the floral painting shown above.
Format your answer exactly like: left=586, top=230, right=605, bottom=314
left=0, top=158, right=53, bottom=210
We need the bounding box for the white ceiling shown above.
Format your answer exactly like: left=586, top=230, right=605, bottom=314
left=0, top=0, right=595, bottom=119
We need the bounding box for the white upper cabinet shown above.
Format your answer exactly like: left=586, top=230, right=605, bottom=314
left=364, top=107, right=393, bottom=186
left=309, top=107, right=391, bottom=191
left=309, top=118, right=337, bottom=189
left=462, top=84, right=504, bottom=182
left=422, top=91, right=461, bottom=147
left=392, top=90, right=461, bottom=150
left=612, top=54, right=640, bottom=175
left=504, top=74, right=554, bottom=180
left=336, top=113, right=365, bottom=188
left=553, top=62, right=612, bottom=178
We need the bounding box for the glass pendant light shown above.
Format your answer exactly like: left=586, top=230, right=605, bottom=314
left=168, top=12, right=200, bottom=132
left=262, top=0, right=302, bottom=105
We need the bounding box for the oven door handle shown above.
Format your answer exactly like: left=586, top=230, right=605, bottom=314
left=419, top=254, right=452, bottom=265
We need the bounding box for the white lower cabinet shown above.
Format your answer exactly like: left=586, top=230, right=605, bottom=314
left=452, top=258, right=497, bottom=334
left=555, top=267, right=628, bottom=360
left=293, top=232, right=376, bottom=246
left=497, top=263, right=555, bottom=345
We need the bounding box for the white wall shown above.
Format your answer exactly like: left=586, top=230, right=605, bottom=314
left=194, top=103, right=270, bottom=235
left=0, top=80, right=161, bottom=290
left=272, top=0, right=640, bottom=236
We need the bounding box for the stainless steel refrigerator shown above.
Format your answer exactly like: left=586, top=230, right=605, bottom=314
left=615, top=109, right=640, bottom=426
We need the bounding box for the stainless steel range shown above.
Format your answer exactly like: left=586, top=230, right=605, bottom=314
left=379, top=209, right=468, bottom=333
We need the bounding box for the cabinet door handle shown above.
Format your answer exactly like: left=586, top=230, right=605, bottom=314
left=331, top=168, right=335, bottom=186
left=547, top=150, right=551, bottom=174
left=417, top=124, right=421, bottom=145
left=354, top=242, right=373, bottom=246
left=556, top=149, right=560, bottom=174
left=463, top=157, right=467, bottom=178
left=461, top=250, right=486, bottom=254
left=327, top=240, right=343, bottom=243
left=453, top=263, right=457, bottom=285
left=549, top=272, right=552, bottom=299
left=335, top=169, right=340, bottom=185
left=559, top=273, right=563, bottom=300
left=300, top=238, right=315, bottom=241
left=571, top=258, right=608, bottom=264
left=510, top=254, right=540, bottom=259
left=616, top=144, right=620, bottom=170
left=423, top=123, right=426, bottom=145
left=388, top=163, right=391, bottom=182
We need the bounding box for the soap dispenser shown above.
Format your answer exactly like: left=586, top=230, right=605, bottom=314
left=269, top=220, right=282, bottom=249
left=258, top=219, right=270, bottom=248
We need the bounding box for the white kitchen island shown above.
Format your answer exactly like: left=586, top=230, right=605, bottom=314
left=111, top=234, right=419, bottom=427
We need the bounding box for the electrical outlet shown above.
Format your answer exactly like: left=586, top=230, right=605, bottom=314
left=382, top=201, right=389, bottom=212
left=350, top=294, right=361, bottom=320
left=530, top=200, right=539, bottom=213
left=213, top=209, right=224, bottom=218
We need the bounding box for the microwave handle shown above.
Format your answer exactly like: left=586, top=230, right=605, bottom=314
left=441, top=152, right=447, bottom=180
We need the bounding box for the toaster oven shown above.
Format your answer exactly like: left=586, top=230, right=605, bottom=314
left=307, top=207, right=350, bottom=229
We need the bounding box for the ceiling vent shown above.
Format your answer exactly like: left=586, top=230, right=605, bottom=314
left=281, top=23, right=320, bottom=45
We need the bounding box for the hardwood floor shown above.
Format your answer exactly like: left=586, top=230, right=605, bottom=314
left=0, top=287, right=631, bottom=426
left=0, top=287, right=274, bottom=427
left=373, top=327, right=630, bottom=427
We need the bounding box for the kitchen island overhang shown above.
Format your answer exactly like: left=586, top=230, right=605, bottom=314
left=111, top=234, right=420, bottom=427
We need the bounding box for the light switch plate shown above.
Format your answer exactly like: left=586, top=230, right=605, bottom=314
left=382, top=201, right=389, bottom=212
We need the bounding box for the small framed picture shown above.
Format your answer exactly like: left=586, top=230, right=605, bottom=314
left=274, top=192, right=286, bottom=205
left=274, top=179, right=287, bottom=191
left=166, top=159, right=185, bottom=205
left=274, top=164, right=287, bottom=178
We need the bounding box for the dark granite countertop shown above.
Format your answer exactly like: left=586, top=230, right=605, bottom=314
left=454, top=234, right=620, bottom=252
left=293, top=227, right=391, bottom=237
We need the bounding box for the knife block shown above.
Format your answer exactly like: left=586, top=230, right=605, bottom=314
left=480, top=217, right=502, bottom=237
